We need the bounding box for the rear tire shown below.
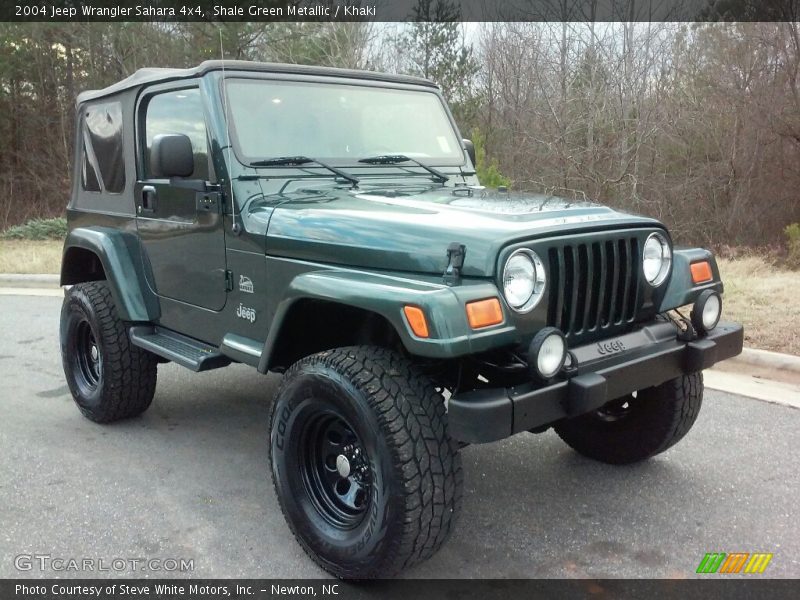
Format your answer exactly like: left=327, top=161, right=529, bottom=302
left=60, top=281, right=157, bottom=423
left=269, top=346, right=462, bottom=578
left=554, top=373, right=703, bottom=464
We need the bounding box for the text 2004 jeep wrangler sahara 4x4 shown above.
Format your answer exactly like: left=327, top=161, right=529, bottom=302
left=60, top=61, right=743, bottom=578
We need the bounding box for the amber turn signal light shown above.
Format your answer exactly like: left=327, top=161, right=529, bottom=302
left=690, top=261, right=713, bottom=284
left=403, top=306, right=430, bottom=338
left=466, top=298, right=504, bottom=329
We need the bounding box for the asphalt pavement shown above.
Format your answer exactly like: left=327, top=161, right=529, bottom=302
left=1, top=294, right=798, bottom=579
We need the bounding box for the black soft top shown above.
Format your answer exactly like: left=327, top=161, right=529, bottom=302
left=77, top=60, right=437, bottom=104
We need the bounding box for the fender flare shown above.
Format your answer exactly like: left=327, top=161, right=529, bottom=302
left=61, top=227, right=159, bottom=322
left=658, top=248, right=724, bottom=312
left=257, top=269, right=516, bottom=373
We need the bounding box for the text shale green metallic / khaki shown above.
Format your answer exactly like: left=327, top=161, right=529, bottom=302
left=58, top=61, right=743, bottom=578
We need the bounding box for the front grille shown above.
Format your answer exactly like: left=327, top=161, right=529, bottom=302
left=547, top=236, right=641, bottom=343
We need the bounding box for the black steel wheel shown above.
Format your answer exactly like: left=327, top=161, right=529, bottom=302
left=60, top=281, right=158, bottom=423
left=298, top=409, right=371, bottom=529
left=554, top=373, right=703, bottom=464
left=593, top=393, right=635, bottom=422
left=269, top=346, right=462, bottom=579
left=73, top=319, right=102, bottom=393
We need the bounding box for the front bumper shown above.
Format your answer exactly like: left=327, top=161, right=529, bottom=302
left=448, top=320, right=744, bottom=443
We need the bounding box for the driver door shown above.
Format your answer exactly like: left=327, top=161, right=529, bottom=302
left=135, top=85, right=227, bottom=311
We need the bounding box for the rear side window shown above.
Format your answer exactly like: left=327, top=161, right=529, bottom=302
left=143, top=88, right=210, bottom=181
left=80, top=135, right=101, bottom=192
left=82, top=102, right=125, bottom=193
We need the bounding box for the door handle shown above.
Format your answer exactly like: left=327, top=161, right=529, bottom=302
left=139, top=185, right=157, bottom=214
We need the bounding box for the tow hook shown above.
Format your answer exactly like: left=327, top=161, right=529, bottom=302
left=668, top=310, right=698, bottom=342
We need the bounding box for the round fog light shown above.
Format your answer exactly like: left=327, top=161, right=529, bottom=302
left=691, top=290, right=722, bottom=334
left=528, top=327, right=567, bottom=381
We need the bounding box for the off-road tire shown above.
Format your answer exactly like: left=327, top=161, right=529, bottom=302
left=269, top=346, right=463, bottom=579
left=60, top=281, right=158, bottom=423
left=554, top=373, right=703, bottom=464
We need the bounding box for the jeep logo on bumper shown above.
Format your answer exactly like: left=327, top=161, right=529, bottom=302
left=597, top=339, right=626, bottom=355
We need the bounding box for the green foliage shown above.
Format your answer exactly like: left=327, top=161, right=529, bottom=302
left=785, top=223, right=800, bottom=268
left=471, top=129, right=511, bottom=189
left=1, top=218, right=67, bottom=240
left=397, top=1, right=479, bottom=105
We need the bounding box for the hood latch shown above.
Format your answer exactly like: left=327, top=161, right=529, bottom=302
left=443, top=243, right=466, bottom=286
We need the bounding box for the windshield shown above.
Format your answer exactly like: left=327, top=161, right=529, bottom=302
left=224, top=78, right=464, bottom=166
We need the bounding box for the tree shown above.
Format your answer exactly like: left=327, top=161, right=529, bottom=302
left=394, top=0, right=479, bottom=125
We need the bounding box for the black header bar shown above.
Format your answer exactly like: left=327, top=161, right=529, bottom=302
left=3, top=579, right=798, bottom=600
left=2, top=0, right=799, bottom=22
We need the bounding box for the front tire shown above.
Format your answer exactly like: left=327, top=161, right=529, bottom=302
left=269, top=346, right=462, bottom=579
left=554, top=373, right=703, bottom=464
left=60, top=281, right=158, bottom=423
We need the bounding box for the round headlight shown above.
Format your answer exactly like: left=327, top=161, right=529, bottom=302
left=643, top=232, right=671, bottom=286
left=502, top=249, right=546, bottom=312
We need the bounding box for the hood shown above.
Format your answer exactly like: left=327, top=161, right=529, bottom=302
left=252, top=185, right=662, bottom=277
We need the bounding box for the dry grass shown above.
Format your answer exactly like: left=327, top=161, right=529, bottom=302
left=0, top=241, right=796, bottom=354
left=0, top=240, right=62, bottom=274
left=717, top=256, right=800, bottom=355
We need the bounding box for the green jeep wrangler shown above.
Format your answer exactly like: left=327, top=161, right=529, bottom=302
left=60, top=61, right=743, bottom=578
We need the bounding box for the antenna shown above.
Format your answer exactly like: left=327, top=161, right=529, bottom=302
left=219, top=28, right=239, bottom=235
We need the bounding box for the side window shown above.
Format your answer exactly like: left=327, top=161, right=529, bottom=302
left=143, top=88, right=210, bottom=181
left=82, top=101, right=125, bottom=193
left=80, top=135, right=101, bottom=192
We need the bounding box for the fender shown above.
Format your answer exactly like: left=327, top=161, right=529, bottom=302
left=658, top=248, right=724, bottom=313
left=257, top=269, right=517, bottom=373
left=61, top=227, right=159, bottom=322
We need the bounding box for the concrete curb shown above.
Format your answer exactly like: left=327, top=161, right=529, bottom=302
left=0, top=273, right=59, bottom=288
left=721, top=347, right=800, bottom=375
left=705, top=371, right=800, bottom=409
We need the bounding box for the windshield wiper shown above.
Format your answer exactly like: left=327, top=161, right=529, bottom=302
left=358, top=154, right=449, bottom=183
left=249, top=156, right=359, bottom=188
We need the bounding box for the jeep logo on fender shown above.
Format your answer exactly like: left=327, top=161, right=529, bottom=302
left=236, top=303, right=256, bottom=323
left=597, top=339, right=626, bottom=355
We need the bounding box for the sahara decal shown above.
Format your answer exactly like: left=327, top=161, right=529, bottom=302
left=239, top=275, right=254, bottom=294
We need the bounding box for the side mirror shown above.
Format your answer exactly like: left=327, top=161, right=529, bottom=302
left=151, top=133, right=194, bottom=178
left=462, top=138, right=476, bottom=167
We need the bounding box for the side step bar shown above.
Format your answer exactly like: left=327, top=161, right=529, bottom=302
left=129, top=326, right=231, bottom=372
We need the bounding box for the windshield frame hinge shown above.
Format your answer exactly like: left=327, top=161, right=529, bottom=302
left=443, top=242, right=466, bottom=286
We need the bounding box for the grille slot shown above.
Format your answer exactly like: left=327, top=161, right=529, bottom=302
left=547, top=236, right=641, bottom=341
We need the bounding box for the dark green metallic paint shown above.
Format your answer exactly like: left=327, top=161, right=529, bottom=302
left=259, top=186, right=661, bottom=277
left=133, top=178, right=228, bottom=311
left=61, top=226, right=158, bottom=322
left=220, top=333, right=263, bottom=367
